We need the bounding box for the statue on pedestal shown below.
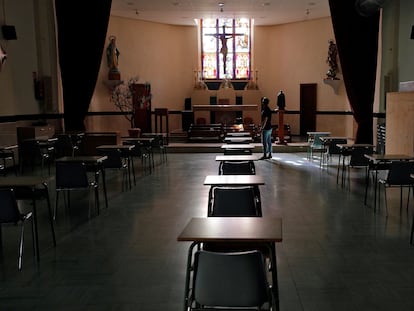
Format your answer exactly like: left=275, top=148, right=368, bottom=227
left=107, top=36, right=121, bottom=80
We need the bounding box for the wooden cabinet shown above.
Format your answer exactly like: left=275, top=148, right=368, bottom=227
left=131, top=83, right=151, bottom=133
left=385, top=92, right=414, bottom=155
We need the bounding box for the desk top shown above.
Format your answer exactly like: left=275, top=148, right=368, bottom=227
left=364, top=154, right=414, bottom=162
left=204, top=175, right=265, bottom=186
left=56, top=156, right=108, bottom=163
left=0, top=144, right=18, bottom=150
left=337, top=143, right=374, bottom=149
left=216, top=155, right=260, bottom=162
left=224, top=137, right=253, bottom=143
left=221, top=144, right=255, bottom=149
left=177, top=217, right=282, bottom=243
left=307, top=131, right=331, bottom=135
left=96, top=144, right=135, bottom=150
left=122, top=137, right=154, bottom=142
left=0, top=176, right=50, bottom=187
left=320, top=136, right=350, bottom=142
left=226, top=132, right=252, bottom=137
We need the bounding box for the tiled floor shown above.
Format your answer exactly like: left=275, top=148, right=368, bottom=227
left=1, top=152, right=414, bottom=310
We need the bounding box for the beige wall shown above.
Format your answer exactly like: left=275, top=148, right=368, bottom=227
left=89, top=15, right=356, bottom=137
left=89, top=17, right=198, bottom=135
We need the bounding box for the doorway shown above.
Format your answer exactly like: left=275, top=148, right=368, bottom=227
left=300, top=83, right=317, bottom=136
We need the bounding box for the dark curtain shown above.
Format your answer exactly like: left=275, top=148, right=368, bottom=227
left=55, top=0, right=112, bottom=131
left=328, top=0, right=380, bottom=143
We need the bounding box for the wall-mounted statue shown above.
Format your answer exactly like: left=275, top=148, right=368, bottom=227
left=326, top=39, right=339, bottom=80
left=107, top=36, right=121, bottom=80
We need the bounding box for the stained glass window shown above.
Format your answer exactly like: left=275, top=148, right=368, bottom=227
left=201, top=18, right=251, bottom=80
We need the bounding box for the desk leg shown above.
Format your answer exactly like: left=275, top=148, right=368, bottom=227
left=269, top=243, right=280, bottom=311
left=99, top=168, right=108, bottom=209
left=374, top=169, right=378, bottom=212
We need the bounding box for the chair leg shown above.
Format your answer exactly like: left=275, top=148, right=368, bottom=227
left=54, top=191, right=59, bottom=220
left=18, top=222, right=26, bottom=271
left=384, top=186, right=388, bottom=217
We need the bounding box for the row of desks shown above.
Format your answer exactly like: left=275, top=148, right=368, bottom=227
left=0, top=136, right=158, bottom=265
left=177, top=144, right=283, bottom=310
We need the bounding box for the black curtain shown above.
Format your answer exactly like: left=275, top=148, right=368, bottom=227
left=55, top=0, right=112, bottom=131
left=328, top=0, right=380, bottom=143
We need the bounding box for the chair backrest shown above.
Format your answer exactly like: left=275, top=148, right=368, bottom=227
left=210, top=186, right=260, bottom=217
left=55, top=134, right=75, bottom=157
left=311, top=133, right=328, bottom=148
left=221, top=161, right=255, bottom=175
left=349, top=146, right=373, bottom=167
left=0, top=189, right=21, bottom=223
left=99, top=149, right=125, bottom=169
left=327, top=138, right=347, bottom=155
left=223, top=148, right=252, bottom=155
left=386, top=161, right=414, bottom=185
left=193, top=250, right=269, bottom=308
left=55, top=161, right=90, bottom=189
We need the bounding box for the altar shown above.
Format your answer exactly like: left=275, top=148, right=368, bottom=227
left=191, top=88, right=262, bottom=125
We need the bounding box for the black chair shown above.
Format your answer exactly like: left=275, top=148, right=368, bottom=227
left=55, top=161, right=100, bottom=219
left=0, top=189, right=34, bottom=270
left=98, top=148, right=131, bottom=190
left=219, top=161, right=255, bottom=175
left=142, top=134, right=167, bottom=163
left=208, top=186, right=261, bottom=217
left=325, top=138, right=347, bottom=166
left=343, top=145, right=373, bottom=188
left=19, top=139, right=55, bottom=175
left=378, top=161, right=414, bottom=216
left=122, top=141, right=153, bottom=174
left=187, top=250, right=274, bottom=310
left=0, top=149, right=17, bottom=176
left=54, top=134, right=78, bottom=157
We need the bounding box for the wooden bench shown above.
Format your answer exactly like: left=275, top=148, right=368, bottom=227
left=187, top=124, right=224, bottom=142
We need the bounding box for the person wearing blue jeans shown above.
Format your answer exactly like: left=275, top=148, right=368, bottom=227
left=259, top=97, right=273, bottom=159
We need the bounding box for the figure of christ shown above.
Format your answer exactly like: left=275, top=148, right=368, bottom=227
left=207, top=25, right=244, bottom=77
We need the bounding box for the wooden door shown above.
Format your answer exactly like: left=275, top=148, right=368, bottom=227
left=300, top=83, right=317, bottom=136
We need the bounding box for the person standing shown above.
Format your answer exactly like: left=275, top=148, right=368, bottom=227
left=259, top=97, right=273, bottom=159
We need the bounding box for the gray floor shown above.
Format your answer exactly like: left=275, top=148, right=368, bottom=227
left=1, top=152, right=414, bottom=310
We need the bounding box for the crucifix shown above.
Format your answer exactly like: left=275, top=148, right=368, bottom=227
left=207, top=25, right=244, bottom=77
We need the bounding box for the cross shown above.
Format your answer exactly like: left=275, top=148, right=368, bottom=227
left=207, top=25, right=244, bottom=76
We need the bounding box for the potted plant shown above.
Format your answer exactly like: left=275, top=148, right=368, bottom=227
left=111, top=76, right=141, bottom=137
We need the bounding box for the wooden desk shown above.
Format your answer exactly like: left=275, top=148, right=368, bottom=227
left=220, top=144, right=255, bottom=151
left=0, top=176, right=56, bottom=261
left=204, top=174, right=264, bottom=186
left=177, top=217, right=282, bottom=311
left=225, top=132, right=251, bottom=137
left=56, top=156, right=109, bottom=209
left=215, top=155, right=260, bottom=162
left=224, top=136, right=253, bottom=144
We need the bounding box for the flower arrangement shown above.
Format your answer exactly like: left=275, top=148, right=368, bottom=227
left=111, top=76, right=139, bottom=127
